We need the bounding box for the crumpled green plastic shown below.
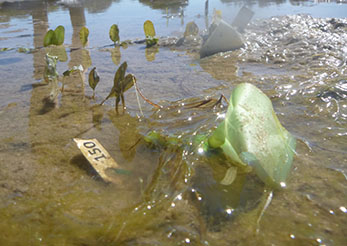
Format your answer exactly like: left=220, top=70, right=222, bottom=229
left=208, top=83, right=296, bottom=188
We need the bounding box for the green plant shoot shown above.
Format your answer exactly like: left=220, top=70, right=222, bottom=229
left=88, top=67, right=100, bottom=99
left=143, top=20, right=158, bottom=47
left=100, top=62, right=135, bottom=112
left=79, top=26, right=89, bottom=46
left=109, top=24, right=120, bottom=45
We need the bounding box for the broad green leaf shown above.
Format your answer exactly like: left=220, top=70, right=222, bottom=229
left=53, top=25, right=65, bottom=45
left=79, top=26, right=89, bottom=46
left=208, top=83, right=296, bottom=188
left=88, top=67, right=100, bottom=90
left=109, top=24, right=120, bottom=44
left=144, top=20, right=156, bottom=38
left=43, top=30, right=55, bottom=47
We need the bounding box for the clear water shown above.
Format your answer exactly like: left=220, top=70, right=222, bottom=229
left=0, top=0, right=346, bottom=245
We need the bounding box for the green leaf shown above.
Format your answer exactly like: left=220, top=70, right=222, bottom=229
left=122, top=74, right=135, bottom=93
left=79, top=26, right=89, bottom=46
left=144, top=20, right=156, bottom=38
left=113, top=61, right=127, bottom=95
left=88, top=67, right=100, bottom=90
left=208, top=83, right=296, bottom=188
left=43, top=30, right=55, bottom=47
left=52, top=25, right=65, bottom=45
left=109, top=24, right=120, bottom=44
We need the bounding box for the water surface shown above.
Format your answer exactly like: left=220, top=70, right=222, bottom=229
left=0, top=0, right=346, bottom=245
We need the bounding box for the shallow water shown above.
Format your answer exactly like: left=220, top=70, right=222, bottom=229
left=0, top=0, right=347, bottom=245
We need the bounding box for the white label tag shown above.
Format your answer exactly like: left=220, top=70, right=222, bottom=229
left=73, top=138, right=123, bottom=184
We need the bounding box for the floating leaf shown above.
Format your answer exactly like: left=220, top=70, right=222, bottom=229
left=109, top=24, right=120, bottom=44
left=144, top=20, right=156, bottom=38
left=88, top=67, right=100, bottom=98
left=208, top=83, right=296, bottom=188
left=53, top=25, right=65, bottom=45
left=79, top=26, right=89, bottom=46
left=43, top=30, right=55, bottom=47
